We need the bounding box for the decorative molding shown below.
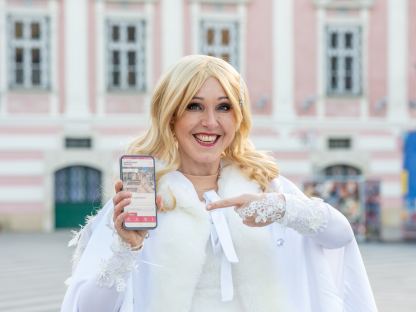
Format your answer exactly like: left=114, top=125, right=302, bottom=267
left=313, top=0, right=374, bottom=10
left=300, top=95, right=318, bottom=111
left=374, top=97, right=387, bottom=112
left=189, top=0, right=249, bottom=4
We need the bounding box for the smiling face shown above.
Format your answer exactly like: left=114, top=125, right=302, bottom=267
left=173, top=77, right=237, bottom=175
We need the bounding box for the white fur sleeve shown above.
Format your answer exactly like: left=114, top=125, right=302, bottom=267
left=95, top=235, right=139, bottom=291
left=272, top=176, right=354, bottom=249
left=76, top=236, right=139, bottom=311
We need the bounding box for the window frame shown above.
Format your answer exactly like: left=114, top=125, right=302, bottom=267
left=325, top=24, right=362, bottom=97
left=7, top=14, right=50, bottom=90
left=199, top=19, right=240, bottom=70
left=106, top=19, right=147, bottom=92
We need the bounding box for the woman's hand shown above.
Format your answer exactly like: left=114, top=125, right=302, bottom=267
left=112, top=180, right=162, bottom=249
left=207, top=193, right=279, bottom=227
left=206, top=192, right=286, bottom=227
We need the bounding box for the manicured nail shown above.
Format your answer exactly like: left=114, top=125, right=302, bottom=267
left=206, top=204, right=212, bottom=209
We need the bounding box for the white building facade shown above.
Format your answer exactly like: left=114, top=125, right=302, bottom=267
left=0, top=0, right=413, bottom=239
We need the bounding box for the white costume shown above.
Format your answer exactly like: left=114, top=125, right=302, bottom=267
left=61, top=163, right=377, bottom=312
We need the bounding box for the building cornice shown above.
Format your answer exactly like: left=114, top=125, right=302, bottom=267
left=104, top=0, right=157, bottom=3
left=189, top=0, right=250, bottom=4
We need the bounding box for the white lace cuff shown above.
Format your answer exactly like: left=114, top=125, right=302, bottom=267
left=237, top=193, right=286, bottom=223
left=96, top=236, right=140, bottom=292
left=279, top=194, right=329, bottom=235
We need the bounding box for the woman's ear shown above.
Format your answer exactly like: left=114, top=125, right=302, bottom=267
left=170, top=119, right=176, bottom=137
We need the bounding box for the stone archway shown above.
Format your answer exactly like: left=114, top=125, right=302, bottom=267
left=321, top=164, right=365, bottom=239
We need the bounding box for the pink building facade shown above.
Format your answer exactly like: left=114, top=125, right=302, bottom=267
left=0, top=0, right=413, bottom=239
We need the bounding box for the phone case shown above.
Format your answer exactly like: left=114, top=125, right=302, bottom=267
left=119, top=155, right=157, bottom=230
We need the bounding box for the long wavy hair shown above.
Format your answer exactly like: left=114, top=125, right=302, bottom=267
left=127, top=55, right=279, bottom=196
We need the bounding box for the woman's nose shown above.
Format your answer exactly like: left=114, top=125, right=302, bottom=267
left=201, top=109, right=219, bottom=128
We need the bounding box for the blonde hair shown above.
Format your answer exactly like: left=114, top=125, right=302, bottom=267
left=127, top=55, right=279, bottom=194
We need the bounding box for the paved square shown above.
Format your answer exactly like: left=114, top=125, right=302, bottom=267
left=0, top=231, right=415, bottom=311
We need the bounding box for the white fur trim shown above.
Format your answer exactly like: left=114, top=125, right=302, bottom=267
left=138, top=165, right=286, bottom=311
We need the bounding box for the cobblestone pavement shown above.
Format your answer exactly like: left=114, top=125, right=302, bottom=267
left=0, top=231, right=415, bottom=312
left=360, top=242, right=416, bottom=312
left=0, top=231, right=73, bottom=312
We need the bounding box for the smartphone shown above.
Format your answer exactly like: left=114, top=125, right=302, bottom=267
left=120, top=155, right=157, bottom=230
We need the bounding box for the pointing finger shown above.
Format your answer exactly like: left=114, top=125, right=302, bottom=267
left=206, top=195, right=247, bottom=210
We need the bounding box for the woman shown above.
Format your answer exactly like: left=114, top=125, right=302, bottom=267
left=61, top=55, right=377, bottom=311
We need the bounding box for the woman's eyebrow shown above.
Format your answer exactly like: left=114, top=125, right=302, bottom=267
left=192, top=96, right=229, bottom=100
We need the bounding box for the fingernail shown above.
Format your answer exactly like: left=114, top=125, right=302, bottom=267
left=206, top=204, right=212, bottom=209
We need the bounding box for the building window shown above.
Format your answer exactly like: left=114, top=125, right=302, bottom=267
left=65, top=137, right=92, bottom=149
left=323, top=164, right=361, bottom=177
left=313, top=0, right=375, bottom=9
left=326, top=25, right=361, bottom=96
left=7, top=15, right=49, bottom=89
left=106, top=20, right=146, bottom=91
left=200, top=20, right=239, bottom=69
left=328, top=137, right=351, bottom=149
left=55, top=166, right=102, bottom=203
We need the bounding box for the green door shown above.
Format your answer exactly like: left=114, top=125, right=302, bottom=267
left=55, top=166, right=102, bottom=228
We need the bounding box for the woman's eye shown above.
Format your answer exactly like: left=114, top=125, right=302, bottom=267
left=186, top=103, right=203, bottom=111
left=217, top=103, right=232, bottom=111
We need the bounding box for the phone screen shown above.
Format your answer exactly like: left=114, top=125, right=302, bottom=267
left=120, top=155, right=157, bottom=229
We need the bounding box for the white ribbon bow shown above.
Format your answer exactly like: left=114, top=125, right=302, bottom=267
left=203, top=190, right=239, bottom=302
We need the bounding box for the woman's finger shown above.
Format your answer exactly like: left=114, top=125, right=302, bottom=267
left=113, top=190, right=132, bottom=206
left=155, top=195, right=163, bottom=211
left=113, top=197, right=131, bottom=222
left=115, top=180, right=123, bottom=193
left=206, top=194, right=250, bottom=210
left=114, top=211, right=128, bottom=231
left=112, top=180, right=125, bottom=205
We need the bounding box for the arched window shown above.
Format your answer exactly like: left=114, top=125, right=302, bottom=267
left=323, top=164, right=361, bottom=177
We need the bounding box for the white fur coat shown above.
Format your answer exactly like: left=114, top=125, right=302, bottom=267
left=61, top=164, right=377, bottom=312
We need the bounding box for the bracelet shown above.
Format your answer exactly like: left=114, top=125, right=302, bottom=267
left=130, top=243, right=144, bottom=251
left=118, top=237, right=144, bottom=252
left=129, top=232, right=149, bottom=251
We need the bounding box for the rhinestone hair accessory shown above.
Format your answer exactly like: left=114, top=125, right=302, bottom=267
left=239, top=76, right=244, bottom=108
